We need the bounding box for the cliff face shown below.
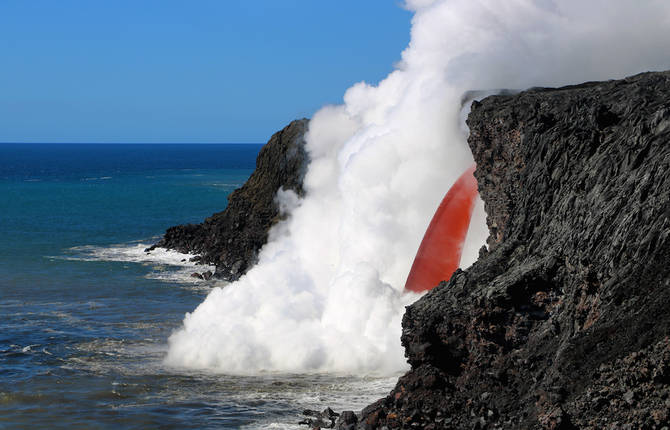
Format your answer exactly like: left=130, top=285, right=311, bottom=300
left=360, top=71, right=670, bottom=429
left=150, top=118, right=309, bottom=281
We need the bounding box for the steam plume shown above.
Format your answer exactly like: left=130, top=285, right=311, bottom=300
left=165, top=0, right=670, bottom=374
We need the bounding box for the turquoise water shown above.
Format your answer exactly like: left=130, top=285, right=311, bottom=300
left=0, top=144, right=394, bottom=429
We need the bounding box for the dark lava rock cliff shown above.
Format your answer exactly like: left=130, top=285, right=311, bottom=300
left=149, top=118, right=309, bottom=281
left=359, top=71, right=670, bottom=429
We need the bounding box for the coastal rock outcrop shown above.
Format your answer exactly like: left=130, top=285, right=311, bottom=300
left=149, top=118, right=309, bottom=281
left=359, top=71, right=670, bottom=429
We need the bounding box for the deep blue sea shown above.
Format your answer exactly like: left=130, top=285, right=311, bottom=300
left=0, top=144, right=393, bottom=429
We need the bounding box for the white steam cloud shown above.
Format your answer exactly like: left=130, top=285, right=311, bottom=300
left=165, top=0, right=670, bottom=375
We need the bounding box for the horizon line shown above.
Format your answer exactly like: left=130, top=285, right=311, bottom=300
left=0, top=141, right=265, bottom=145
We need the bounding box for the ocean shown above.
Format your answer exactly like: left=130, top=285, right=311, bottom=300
left=0, top=143, right=396, bottom=429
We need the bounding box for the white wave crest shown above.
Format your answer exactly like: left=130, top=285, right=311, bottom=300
left=59, top=243, right=215, bottom=285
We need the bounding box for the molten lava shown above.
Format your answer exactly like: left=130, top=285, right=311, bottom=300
left=404, top=164, right=478, bottom=293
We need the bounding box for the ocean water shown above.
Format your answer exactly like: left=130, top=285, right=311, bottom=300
left=0, top=144, right=396, bottom=429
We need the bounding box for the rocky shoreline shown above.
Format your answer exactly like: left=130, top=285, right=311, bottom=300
left=357, top=70, right=670, bottom=429
left=154, top=71, right=670, bottom=429
left=147, top=118, right=309, bottom=281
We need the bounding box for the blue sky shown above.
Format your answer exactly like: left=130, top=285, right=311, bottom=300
left=0, top=1, right=411, bottom=143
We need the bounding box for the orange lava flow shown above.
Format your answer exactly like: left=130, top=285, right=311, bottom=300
left=404, top=164, right=478, bottom=293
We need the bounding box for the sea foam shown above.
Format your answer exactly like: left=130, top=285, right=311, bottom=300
left=59, top=242, right=215, bottom=285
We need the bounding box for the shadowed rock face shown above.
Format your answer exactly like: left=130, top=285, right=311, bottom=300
left=150, top=118, right=309, bottom=281
left=359, top=71, right=670, bottom=429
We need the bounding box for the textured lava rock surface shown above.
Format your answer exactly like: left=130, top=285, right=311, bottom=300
left=359, top=71, right=670, bottom=429
left=149, top=118, right=309, bottom=281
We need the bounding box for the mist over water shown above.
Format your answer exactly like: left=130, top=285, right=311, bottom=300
left=166, top=0, right=670, bottom=375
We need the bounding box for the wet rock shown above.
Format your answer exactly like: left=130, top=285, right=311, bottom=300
left=148, top=118, right=309, bottom=281
left=299, top=407, right=340, bottom=429
left=359, top=71, right=670, bottom=428
left=335, top=411, right=358, bottom=430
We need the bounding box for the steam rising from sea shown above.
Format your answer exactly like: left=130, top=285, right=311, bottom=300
left=166, top=0, right=670, bottom=374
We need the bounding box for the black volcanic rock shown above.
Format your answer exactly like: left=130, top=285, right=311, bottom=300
left=149, top=118, right=309, bottom=281
left=359, top=71, right=670, bottom=429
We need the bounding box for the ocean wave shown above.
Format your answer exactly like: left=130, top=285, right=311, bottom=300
left=53, top=242, right=216, bottom=285
left=208, top=182, right=243, bottom=188
left=82, top=176, right=112, bottom=181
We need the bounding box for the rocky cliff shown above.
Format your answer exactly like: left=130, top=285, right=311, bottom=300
left=149, top=118, right=309, bottom=281
left=359, top=71, right=670, bottom=429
